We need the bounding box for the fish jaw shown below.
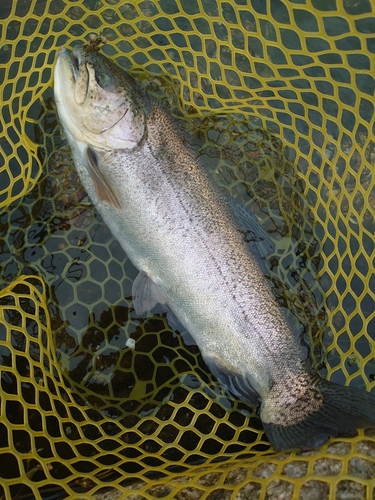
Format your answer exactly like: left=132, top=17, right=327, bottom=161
left=54, top=47, right=148, bottom=151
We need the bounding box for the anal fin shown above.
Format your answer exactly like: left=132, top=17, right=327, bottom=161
left=204, top=355, right=260, bottom=404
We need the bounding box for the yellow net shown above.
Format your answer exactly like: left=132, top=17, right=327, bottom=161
left=0, top=0, right=374, bottom=499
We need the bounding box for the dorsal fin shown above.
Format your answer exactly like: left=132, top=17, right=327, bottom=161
left=227, top=194, right=275, bottom=258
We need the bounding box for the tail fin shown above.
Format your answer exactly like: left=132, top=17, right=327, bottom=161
left=260, top=374, right=375, bottom=451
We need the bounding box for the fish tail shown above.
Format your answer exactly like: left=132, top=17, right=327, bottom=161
left=260, top=373, right=375, bottom=450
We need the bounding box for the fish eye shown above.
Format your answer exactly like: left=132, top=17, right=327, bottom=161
left=95, top=72, right=108, bottom=87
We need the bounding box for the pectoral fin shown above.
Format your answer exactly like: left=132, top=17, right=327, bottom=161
left=204, top=355, right=260, bottom=404
left=86, top=147, right=121, bottom=209
left=132, top=271, right=168, bottom=316
left=227, top=195, right=275, bottom=258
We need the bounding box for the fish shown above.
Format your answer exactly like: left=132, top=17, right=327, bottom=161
left=54, top=45, right=375, bottom=451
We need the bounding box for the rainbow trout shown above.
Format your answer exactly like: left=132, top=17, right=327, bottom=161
left=54, top=46, right=375, bottom=450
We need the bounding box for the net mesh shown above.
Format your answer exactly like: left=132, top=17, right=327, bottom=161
left=0, top=0, right=374, bottom=499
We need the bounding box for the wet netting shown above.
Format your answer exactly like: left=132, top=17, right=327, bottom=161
left=0, top=0, right=374, bottom=499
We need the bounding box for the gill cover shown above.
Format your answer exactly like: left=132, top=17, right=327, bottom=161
left=54, top=47, right=149, bottom=151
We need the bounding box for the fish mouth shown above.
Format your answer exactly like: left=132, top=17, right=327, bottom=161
left=72, top=46, right=87, bottom=64
left=60, top=46, right=92, bottom=106
left=58, top=46, right=86, bottom=81
left=70, top=51, right=80, bottom=76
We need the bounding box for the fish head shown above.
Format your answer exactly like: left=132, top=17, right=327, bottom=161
left=54, top=46, right=148, bottom=151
